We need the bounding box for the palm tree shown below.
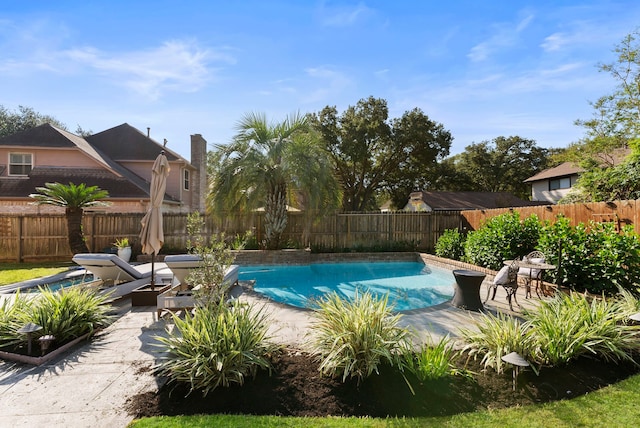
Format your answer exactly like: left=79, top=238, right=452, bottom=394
left=209, top=112, right=341, bottom=249
left=29, top=182, right=110, bottom=254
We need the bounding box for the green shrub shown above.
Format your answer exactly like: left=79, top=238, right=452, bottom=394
left=525, top=292, right=640, bottom=366
left=28, top=287, right=113, bottom=342
left=307, top=291, right=411, bottom=383
left=435, top=229, right=466, bottom=260
left=538, top=216, right=640, bottom=294
left=405, top=335, right=471, bottom=381
left=464, top=212, right=541, bottom=270
left=0, top=292, right=31, bottom=343
left=461, top=292, right=640, bottom=372
left=156, top=299, right=278, bottom=396
left=460, top=311, right=531, bottom=374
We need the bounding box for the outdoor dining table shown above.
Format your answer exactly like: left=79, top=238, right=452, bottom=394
left=504, top=259, right=556, bottom=298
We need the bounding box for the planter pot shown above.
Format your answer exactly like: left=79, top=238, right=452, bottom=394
left=117, top=246, right=132, bottom=262
left=131, top=283, right=171, bottom=306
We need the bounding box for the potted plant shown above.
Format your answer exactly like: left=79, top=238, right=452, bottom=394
left=114, top=237, right=132, bottom=262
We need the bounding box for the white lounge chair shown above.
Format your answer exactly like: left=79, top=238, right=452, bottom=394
left=71, top=253, right=171, bottom=299
left=164, top=254, right=239, bottom=289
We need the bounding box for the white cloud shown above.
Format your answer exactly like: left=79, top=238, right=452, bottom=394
left=301, top=66, right=352, bottom=104
left=467, top=12, right=535, bottom=62
left=64, top=40, right=232, bottom=100
left=317, top=2, right=372, bottom=27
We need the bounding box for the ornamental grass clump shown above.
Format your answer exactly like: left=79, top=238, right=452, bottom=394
left=405, top=335, right=472, bottom=381
left=525, top=292, right=640, bottom=366
left=156, top=299, right=278, bottom=396
left=460, top=311, right=531, bottom=374
left=28, top=287, right=113, bottom=342
left=307, top=291, right=412, bottom=384
left=0, top=292, right=30, bottom=344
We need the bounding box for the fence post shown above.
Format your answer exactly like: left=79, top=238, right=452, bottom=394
left=18, top=215, right=23, bottom=263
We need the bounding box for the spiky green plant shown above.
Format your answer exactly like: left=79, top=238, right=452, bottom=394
left=155, top=299, right=278, bottom=396
left=525, top=292, right=640, bottom=366
left=459, top=311, right=531, bottom=374
left=0, top=292, right=31, bottom=343
left=27, top=287, right=113, bottom=342
left=307, top=291, right=412, bottom=383
left=405, top=335, right=473, bottom=381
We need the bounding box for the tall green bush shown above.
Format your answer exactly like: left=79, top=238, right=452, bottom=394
left=464, top=212, right=541, bottom=270
left=435, top=229, right=466, bottom=260
left=538, top=216, right=640, bottom=294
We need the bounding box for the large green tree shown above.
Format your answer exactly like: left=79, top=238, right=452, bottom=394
left=29, top=182, right=110, bottom=254
left=208, top=112, right=341, bottom=250
left=309, top=97, right=452, bottom=211
left=0, top=105, right=67, bottom=137
left=433, top=136, right=549, bottom=200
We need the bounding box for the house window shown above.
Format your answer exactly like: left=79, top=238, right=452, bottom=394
left=9, top=153, right=32, bottom=176
left=183, top=169, right=190, bottom=191
left=549, top=177, right=571, bottom=190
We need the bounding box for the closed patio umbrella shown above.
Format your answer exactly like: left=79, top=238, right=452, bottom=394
left=139, top=151, right=170, bottom=289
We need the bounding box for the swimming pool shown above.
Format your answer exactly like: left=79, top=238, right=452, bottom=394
left=238, top=262, right=455, bottom=311
left=0, top=271, right=96, bottom=294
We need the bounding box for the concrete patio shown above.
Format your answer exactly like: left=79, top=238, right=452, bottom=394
left=0, top=273, right=542, bottom=428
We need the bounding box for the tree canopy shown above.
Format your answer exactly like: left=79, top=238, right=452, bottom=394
left=433, top=136, right=549, bottom=200
left=0, top=105, right=67, bottom=138
left=561, top=28, right=640, bottom=202
left=208, top=112, right=341, bottom=249
left=309, top=96, right=452, bottom=211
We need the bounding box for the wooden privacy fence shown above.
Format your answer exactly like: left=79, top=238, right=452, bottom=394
left=461, top=199, right=640, bottom=234
left=2, top=199, right=637, bottom=263
left=0, top=211, right=464, bottom=263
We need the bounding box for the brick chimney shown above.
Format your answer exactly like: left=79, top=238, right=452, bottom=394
left=190, top=134, right=207, bottom=213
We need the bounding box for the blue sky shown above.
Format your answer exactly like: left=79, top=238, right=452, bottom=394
left=2, top=1, right=639, bottom=160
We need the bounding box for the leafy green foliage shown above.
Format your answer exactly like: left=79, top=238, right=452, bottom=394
left=460, top=312, right=531, bottom=374
left=307, top=291, right=411, bottom=383
left=525, top=292, right=640, bottom=366
left=29, top=182, right=110, bottom=254
left=463, top=212, right=541, bottom=270
left=27, top=287, right=113, bottom=342
left=0, top=105, right=68, bottom=137
left=435, top=229, right=466, bottom=260
left=0, top=288, right=112, bottom=346
left=404, top=335, right=471, bottom=381
left=537, top=216, right=640, bottom=293
left=209, top=112, right=341, bottom=249
left=432, top=136, right=549, bottom=200
left=309, top=96, right=452, bottom=211
left=156, top=299, right=278, bottom=396
left=461, top=292, right=640, bottom=372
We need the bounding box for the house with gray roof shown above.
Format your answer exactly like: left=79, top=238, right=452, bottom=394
left=403, top=191, right=546, bottom=212
left=0, top=123, right=208, bottom=214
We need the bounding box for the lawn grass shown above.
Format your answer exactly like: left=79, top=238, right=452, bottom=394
left=128, top=373, right=640, bottom=427
left=0, top=262, right=74, bottom=286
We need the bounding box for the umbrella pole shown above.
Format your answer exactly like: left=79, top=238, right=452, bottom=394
left=151, top=253, right=155, bottom=290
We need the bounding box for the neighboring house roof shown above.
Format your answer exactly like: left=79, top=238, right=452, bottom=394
left=524, top=162, right=583, bottom=183
left=524, top=148, right=632, bottom=183
left=0, top=123, right=183, bottom=204
left=406, top=191, right=546, bottom=211
left=86, top=123, right=187, bottom=165
left=0, top=167, right=149, bottom=199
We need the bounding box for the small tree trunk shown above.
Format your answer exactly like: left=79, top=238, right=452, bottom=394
left=66, top=207, right=89, bottom=254
left=264, top=188, right=288, bottom=250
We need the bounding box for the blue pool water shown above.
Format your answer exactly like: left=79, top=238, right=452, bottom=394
left=239, top=262, right=455, bottom=311
left=3, top=273, right=96, bottom=294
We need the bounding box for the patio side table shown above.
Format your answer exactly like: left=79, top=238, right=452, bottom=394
left=451, top=269, right=486, bottom=311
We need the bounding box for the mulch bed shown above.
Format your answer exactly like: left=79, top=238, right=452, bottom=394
left=127, top=348, right=640, bottom=418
